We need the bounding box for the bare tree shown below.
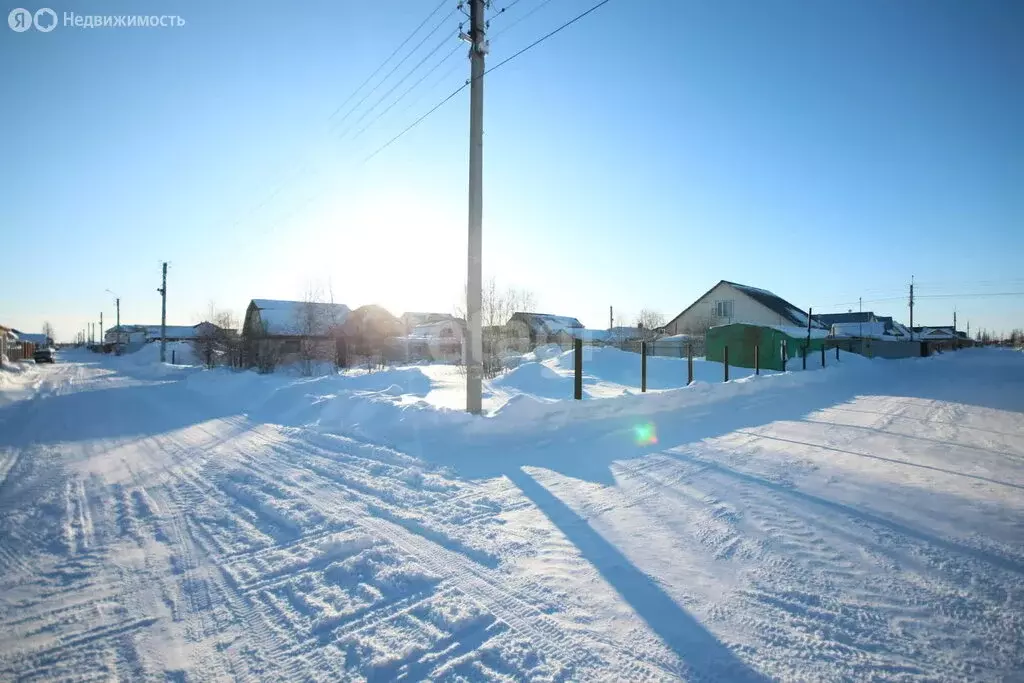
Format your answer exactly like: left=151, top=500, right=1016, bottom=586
left=41, top=321, right=55, bottom=345
left=191, top=302, right=239, bottom=368
left=456, top=278, right=537, bottom=376
left=635, top=309, right=665, bottom=333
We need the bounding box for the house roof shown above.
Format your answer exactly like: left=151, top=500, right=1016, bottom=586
left=670, top=280, right=825, bottom=329
left=726, top=281, right=826, bottom=328
left=18, top=333, right=50, bottom=345
left=511, top=312, right=584, bottom=335
left=249, top=299, right=350, bottom=336
left=813, top=312, right=875, bottom=325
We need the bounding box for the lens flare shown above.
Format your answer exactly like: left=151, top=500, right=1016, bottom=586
left=633, top=422, right=658, bottom=445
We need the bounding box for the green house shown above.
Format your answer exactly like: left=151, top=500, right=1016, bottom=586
left=705, top=323, right=830, bottom=371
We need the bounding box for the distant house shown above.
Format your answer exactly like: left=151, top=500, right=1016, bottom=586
left=811, top=312, right=911, bottom=339
left=0, top=325, right=17, bottom=362
left=400, top=312, right=456, bottom=335
left=912, top=326, right=956, bottom=341
left=104, top=322, right=228, bottom=345
left=16, top=332, right=53, bottom=347
left=507, top=312, right=585, bottom=345
left=410, top=317, right=465, bottom=342
left=663, top=280, right=825, bottom=336
left=812, top=312, right=877, bottom=327
left=242, top=298, right=351, bottom=368
left=342, top=305, right=404, bottom=358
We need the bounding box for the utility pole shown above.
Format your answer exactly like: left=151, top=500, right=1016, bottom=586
left=463, top=0, right=486, bottom=414
left=908, top=276, right=914, bottom=341
left=158, top=262, right=168, bottom=363
left=115, top=298, right=121, bottom=355
left=859, top=296, right=862, bottom=338
left=100, top=312, right=104, bottom=346
left=609, top=305, right=613, bottom=330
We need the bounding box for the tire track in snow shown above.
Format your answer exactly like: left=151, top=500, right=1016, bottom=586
left=206, top=428, right=683, bottom=681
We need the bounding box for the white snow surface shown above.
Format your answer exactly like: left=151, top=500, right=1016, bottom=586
left=1, top=347, right=1022, bottom=681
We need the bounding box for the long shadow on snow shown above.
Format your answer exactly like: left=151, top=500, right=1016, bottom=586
left=0, top=380, right=241, bottom=447
left=508, top=468, right=769, bottom=682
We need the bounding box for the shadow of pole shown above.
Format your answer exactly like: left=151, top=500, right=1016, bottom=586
left=507, top=468, right=769, bottom=682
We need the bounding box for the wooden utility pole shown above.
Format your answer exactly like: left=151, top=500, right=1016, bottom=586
left=115, top=298, right=121, bottom=354
left=464, top=0, right=486, bottom=414
left=100, top=312, right=103, bottom=346
left=158, top=262, right=168, bottom=363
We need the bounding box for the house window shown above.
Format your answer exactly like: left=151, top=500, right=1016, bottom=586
left=281, top=340, right=300, bottom=354
left=715, top=300, right=734, bottom=318
left=440, top=327, right=453, bottom=338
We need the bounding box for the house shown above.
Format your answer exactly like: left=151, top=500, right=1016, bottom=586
left=104, top=325, right=148, bottom=345
left=400, top=312, right=456, bottom=335
left=342, top=305, right=404, bottom=358
left=242, top=298, right=351, bottom=369
left=16, top=332, right=53, bottom=347
left=812, top=312, right=877, bottom=327
left=507, top=312, right=585, bottom=345
left=912, top=326, right=956, bottom=340
left=0, top=325, right=17, bottom=363
left=663, top=280, right=826, bottom=336
left=410, top=317, right=465, bottom=342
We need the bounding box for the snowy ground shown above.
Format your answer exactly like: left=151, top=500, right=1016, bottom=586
left=0, top=347, right=1022, bottom=681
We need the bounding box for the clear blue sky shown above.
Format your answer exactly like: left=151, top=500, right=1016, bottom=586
left=2, top=0, right=1022, bottom=341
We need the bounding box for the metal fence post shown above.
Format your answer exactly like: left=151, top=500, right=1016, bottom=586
left=171, top=349, right=175, bottom=364
left=574, top=339, right=583, bottom=400
left=782, top=340, right=787, bottom=371
left=836, top=343, right=840, bottom=361
left=802, top=345, right=807, bottom=370
left=724, top=345, right=729, bottom=382
left=641, top=341, right=648, bottom=393
left=821, top=345, right=826, bottom=367
left=754, top=344, right=759, bottom=375
left=687, top=343, right=693, bottom=385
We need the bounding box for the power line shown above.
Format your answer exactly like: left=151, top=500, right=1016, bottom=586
left=354, top=43, right=464, bottom=140
left=333, top=6, right=459, bottom=138
left=329, top=0, right=451, bottom=124
left=216, top=0, right=454, bottom=237
left=347, top=30, right=461, bottom=142
left=365, top=0, right=614, bottom=162
left=490, top=0, right=559, bottom=40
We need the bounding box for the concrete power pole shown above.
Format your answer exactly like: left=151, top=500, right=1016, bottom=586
left=115, top=298, right=121, bottom=355
left=100, top=312, right=103, bottom=346
left=609, top=305, right=613, bottom=330
left=158, top=262, right=168, bottom=362
left=464, top=0, right=486, bottom=414
left=908, top=277, right=914, bottom=342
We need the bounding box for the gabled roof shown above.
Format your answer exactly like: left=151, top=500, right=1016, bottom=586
left=510, top=312, right=584, bottom=335
left=670, top=280, right=825, bottom=329
left=18, top=333, right=51, bottom=345
left=813, top=312, right=875, bottom=325
left=726, top=281, right=826, bottom=328
left=248, top=299, right=350, bottom=336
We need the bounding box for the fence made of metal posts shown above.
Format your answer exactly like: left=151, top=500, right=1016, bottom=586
left=573, top=339, right=583, bottom=400
left=640, top=341, right=647, bottom=393
left=687, top=344, right=693, bottom=385
left=724, top=346, right=729, bottom=382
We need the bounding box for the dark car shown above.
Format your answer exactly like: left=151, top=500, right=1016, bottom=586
left=33, top=347, right=56, bottom=363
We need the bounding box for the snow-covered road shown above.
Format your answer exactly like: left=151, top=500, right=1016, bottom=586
left=1, top=351, right=1022, bottom=681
